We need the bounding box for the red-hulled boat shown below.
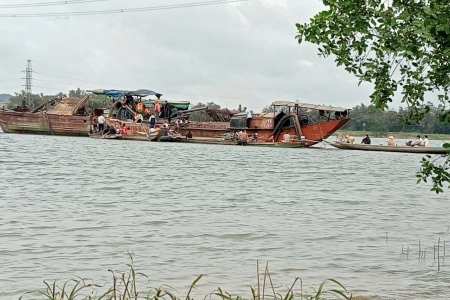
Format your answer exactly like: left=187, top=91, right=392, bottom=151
left=176, top=101, right=351, bottom=147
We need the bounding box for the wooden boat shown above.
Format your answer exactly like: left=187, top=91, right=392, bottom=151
left=176, top=101, right=351, bottom=147
left=331, top=142, right=449, bottom=154
left=87, top=90, right=350, bottom=148
left=0, top=96, right=91, bottom=136
left=89, top=88, right=189, bottom=141
left=89, top=133, right=122, bottom=140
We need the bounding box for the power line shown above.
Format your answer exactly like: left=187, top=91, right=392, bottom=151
left=34, top=78, right=88, bottom=86
left=0, top=0, right=247, bottom=17
left=34, top=85, right=71, bottom=91
left=34, top=71, right=125, bottom=87
left=0, top=0, right=109, bottom=9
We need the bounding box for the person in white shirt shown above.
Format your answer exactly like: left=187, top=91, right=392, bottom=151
left=423, top=135, right=429, bottom=147
left=283, top=132, right=290, bottom=143
left=97, top=114, right=105, bottom=132
left=410, top=135, right=423, bottom=147
left=243, top=107, right=252, bottom=128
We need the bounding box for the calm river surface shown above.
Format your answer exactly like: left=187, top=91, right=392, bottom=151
left=1, top=133, right=450, bottom=300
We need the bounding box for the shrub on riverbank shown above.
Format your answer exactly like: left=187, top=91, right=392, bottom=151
left=19, top=258, right=353, bottom=300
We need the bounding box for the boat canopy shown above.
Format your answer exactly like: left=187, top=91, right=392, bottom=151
left=271, top=101, right=350, bottom=112
left=142, top=99, right=190, bottom=110
left=87, top=89, right=163, bottom=100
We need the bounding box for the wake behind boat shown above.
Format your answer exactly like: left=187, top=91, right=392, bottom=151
left=331, top=141, right=449, bottom=154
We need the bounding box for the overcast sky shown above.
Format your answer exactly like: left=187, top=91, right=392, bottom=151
left=0, top=0, right=375, bottom=111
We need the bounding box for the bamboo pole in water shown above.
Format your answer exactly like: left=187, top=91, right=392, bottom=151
left=438, top=238, right=441, bottom=271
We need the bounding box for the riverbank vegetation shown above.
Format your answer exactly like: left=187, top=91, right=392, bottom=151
left=296, top=0, right=450, bottom=192
left=7, top=88, right=109, bottom=111
left=19, top=257, right=354, bottom=300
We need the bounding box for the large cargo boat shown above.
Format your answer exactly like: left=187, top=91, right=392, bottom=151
left=0, top=96, right=91, bottom=136
left=176, top=101, right=351, bottom=147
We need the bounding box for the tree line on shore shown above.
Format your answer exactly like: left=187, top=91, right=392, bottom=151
left=341, top=102, right=450, bottom=134
left=6, top=88, right=108, bottom=110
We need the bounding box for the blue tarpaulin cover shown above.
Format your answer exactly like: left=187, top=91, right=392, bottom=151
left=88, top=89, right=162, bottom=100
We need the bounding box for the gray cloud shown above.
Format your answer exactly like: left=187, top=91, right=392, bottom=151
left=0, top=0, right=374, bottom=111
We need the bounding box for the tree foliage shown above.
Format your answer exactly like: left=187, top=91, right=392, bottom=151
left=7, top=88, right=108, bottom=110
left=343, top=102, right=450, bottom=134
left=296, top=0, right=450, bottom=192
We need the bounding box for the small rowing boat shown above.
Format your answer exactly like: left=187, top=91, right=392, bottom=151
left=331, top=142, right=449, bottom=154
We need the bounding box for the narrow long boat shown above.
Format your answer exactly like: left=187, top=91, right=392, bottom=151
left=331, top=142, right=449, bottom=154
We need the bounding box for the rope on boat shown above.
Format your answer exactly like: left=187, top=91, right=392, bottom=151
left=43, top=112, right=54, bottom=136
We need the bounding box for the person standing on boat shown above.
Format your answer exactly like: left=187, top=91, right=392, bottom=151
left=283, top=132, right=290, bottom=143
left=98, top=113, right=105, bottom=133
left=149, top=113, right=156, bottom=130
left=239, top=130, right=248, bottom=144
left=244, top=107, right=252, bottom=128
left=154, top=101, right=161, bottom=120
left=361, top=134, right=371, bottom=144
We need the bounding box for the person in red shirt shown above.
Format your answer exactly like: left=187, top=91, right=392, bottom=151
left=120, top=123, right=129, bottom=135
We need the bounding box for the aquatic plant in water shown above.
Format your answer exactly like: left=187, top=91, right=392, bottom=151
left=19, top=257, right=352, bottom=300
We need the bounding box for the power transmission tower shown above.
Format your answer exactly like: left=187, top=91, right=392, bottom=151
left=22, top=59, right=33, bottom=108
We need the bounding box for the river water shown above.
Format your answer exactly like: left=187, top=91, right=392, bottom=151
left=1, top=133, right=449, bottom=300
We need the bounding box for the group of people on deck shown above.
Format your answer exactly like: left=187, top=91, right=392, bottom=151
left=406, top=135, right=429, bottom=147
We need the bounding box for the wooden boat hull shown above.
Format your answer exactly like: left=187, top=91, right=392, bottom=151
left=331, top=142, right=449, bottom=154
left=0, top=110, right=90, bottom=136
left=89, top=133, right=123, bottom=140
left=180, top=118, right=349, bottom=147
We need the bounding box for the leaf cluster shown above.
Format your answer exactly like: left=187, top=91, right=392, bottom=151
left=416, top=143, right=450, bottom=193
left=296, top=0, right=450, bottom=123
left=296, top=0, right=450, bottom=192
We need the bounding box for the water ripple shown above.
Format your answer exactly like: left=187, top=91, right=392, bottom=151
left=1, top=134, right=450, bottom=299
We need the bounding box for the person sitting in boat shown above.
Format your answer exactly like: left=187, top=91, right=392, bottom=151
left=410, top=135, right=423, bottom=147
left=134, top=112, right=143, bottom=123
left=224, top=130, right=231, bottom=140
left=102, top=125, right=111, bottom=135
left=120, top=123, right=129, bottom=135
left=186, top=131, right=193, bottom=139
left=387, top=136, right=395, bottom=146
left=361, top=134, right=371, bottom=144
left=163, top=124, right=169, bottom=136
left=283, top=132, right=290, bottom=143
left=423, top=135, right=429, bottom=147
left=345, top=135, right=355, bottom=144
